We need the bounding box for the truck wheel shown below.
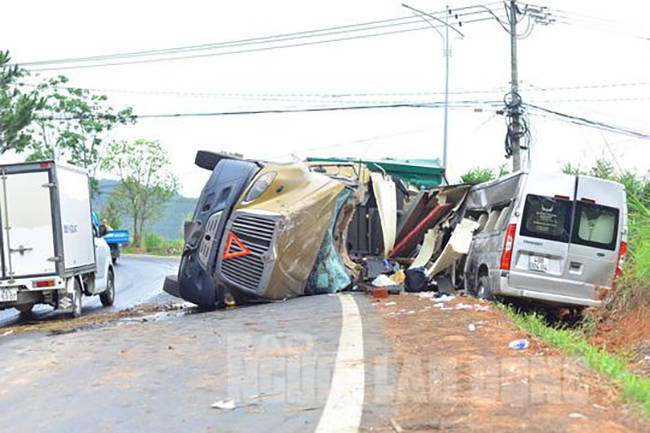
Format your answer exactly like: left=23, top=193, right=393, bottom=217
left=477, top=276, right=496, bottom=301
left=17, top=304, right=34, bottom=318
left=71, top=279, right=83, bottom=318
left=100, top=269, right=115, bottom=307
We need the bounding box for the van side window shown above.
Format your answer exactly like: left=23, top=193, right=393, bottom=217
left=572, top=202, right=619, bottom=250
left=520, top=194, right=572, bottom=243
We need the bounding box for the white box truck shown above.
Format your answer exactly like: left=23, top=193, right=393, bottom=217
left=0, top=161, right=115, bottom=317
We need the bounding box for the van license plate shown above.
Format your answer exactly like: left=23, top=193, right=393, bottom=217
left=529, top=255, right=549, bottom=272
left=0, top=288, right=18, bottom=302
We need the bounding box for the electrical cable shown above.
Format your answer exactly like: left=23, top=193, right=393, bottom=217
left=20, top=9, right=504, bottom=71
left=36, top=100, right=504, bottom=121
left=526, top=104, right=650, bottom=140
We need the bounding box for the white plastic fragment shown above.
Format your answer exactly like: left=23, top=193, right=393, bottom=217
left=372, top=275, right=395, bottom=287
left=508, top=339, right=529, bottom=350
left=569, top=413, right=587, bottom=420
left=384, top=302, right=396, bottom=306
left=468, top=324, right=476, bottom=332
left=433, top=295, right=455, bottom=302
left=1, top=330, right=13, bottom=337
left=211, top=400, right=236, bottom=410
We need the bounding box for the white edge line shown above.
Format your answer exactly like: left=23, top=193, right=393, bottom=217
left=315, top=294, right=365, bottom=433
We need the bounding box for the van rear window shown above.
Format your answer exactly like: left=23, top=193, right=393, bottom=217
left=520, top=194, right=571, bottom=242
left=572, top=202, right=619, bottom=251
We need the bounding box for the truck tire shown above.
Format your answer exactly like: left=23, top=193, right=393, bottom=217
left=17, top=303, right=34, bottom=318
left=111, top=245, right=119, bottom=264
left=100, top=269, right=115, bottom=307
left=71, top=279, right=83, bottom=318
left=477, top=276, right=496, bottom=301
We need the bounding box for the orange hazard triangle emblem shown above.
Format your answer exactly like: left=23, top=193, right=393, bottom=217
left=223, top=232, right=251, bottom=260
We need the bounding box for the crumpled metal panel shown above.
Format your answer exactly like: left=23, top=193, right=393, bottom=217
left=233, top=162, right=346, bottom=300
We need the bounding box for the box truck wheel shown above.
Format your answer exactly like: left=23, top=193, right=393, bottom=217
left=71, top=279, right=83, bottom=318
left=100, top=269, right=115, bottom=307
left=16, top=303, right=34, bottom=317
left=477, top=276, right=496, bottom=301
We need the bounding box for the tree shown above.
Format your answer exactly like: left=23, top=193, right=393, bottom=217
left=24, top=75, right=135, bottom=193
left=460, top=167, right=496, bottom=185
left=102, top=140, right=179, bottom=247
left=0, top=50, right=44, bottom=154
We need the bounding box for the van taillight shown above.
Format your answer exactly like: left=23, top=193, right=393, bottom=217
left=501, top=224, right=517, bottom=270
left=614, top=241, right=627, bottom=286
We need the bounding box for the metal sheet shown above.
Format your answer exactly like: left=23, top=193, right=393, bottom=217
left=370, top=173, right=397, bottom=255
left=426, top=219, right=480, bottom=277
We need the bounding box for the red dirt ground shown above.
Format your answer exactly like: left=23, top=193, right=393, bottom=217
left=369, top=293, right=648, bottom=432
left=591, top=305, right=650, bottom=377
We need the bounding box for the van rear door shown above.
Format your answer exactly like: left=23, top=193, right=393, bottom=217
left=509, top=173, right=575, bottom=295
left=0, top=169, right=57, bottom=279
left=563, top=176, right=624, bottom=293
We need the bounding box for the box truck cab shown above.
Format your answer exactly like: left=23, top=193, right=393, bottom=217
left=0, top=161, right=115, bottom=317
left=463, top=172, right=627, bottom=308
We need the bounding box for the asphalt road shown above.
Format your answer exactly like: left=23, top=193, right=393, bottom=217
left=0, top=255, right=180, bottom=327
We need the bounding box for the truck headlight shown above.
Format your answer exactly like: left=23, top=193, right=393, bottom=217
left=244, top=172, right=276, bottom=203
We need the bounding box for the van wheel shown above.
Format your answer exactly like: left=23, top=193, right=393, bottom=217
left=100, top=270, right=115, bottom=307
left=71, top=279, right=83, bottom=318
left=477, top=276, right=496, bottom=301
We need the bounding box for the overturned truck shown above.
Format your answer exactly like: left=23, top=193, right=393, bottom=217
left=164, top=151, right=366, bottom=308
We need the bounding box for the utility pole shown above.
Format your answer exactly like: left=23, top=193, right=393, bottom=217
left=509, top=0, right=521, bottom=172
left=402, top=4, right=463, bottom=177
left=442, top=6, right=450, bottom=172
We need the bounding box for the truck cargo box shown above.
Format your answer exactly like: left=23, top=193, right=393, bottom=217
left=0, top=161, right=96, bottom=281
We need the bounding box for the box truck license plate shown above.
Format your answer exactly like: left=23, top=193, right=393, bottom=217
left=529, top=255, right=549, bottom=272
left=0, top=288, right=18, bottom=302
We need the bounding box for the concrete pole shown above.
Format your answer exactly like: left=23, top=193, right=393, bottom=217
left=442, top=6, right=450, bottom=173
left=509, top=0, right=521, bottom=171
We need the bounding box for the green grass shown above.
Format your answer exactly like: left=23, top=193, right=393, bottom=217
left=124, top=232, right=183, bottom=257
left=501, top=305, right=650, bottom=420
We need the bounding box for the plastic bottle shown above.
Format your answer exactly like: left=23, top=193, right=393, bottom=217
left=508, top=339, right=529, bottom=350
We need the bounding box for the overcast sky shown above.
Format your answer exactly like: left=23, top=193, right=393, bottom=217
left=2, top=0, right=649, bottom=197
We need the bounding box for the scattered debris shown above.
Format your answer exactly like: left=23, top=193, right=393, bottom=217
left=372, top=275, right=395, bottom=287
left=468, top=324, right=476, bottom=332
left=1, top=330, right=14, bottom=337
left=369, top=288, right=388, bottom=299
left=508, top=339, right=530, bottom=350
left=390, top=418, right=405, bottom=433
left=211, top=400, right=236, bottom=410
left=385, top=302, right=397, bottom=306
left=569, top=413, right=588, bottom=420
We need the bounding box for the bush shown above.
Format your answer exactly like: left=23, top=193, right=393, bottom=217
left=142, top=232, right=165, bottom=252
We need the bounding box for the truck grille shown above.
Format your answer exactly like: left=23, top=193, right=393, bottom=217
left=220, top=213, right=277, bottom=292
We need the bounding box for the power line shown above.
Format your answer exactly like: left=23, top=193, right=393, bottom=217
left=21, top=14, right=505, bottom=72
left=19, top=4, right=503, bottom=68
left=526, top=103, right=650, bottom=140
left=37, top=100, right=503, bottom=121
left=22, top=80, right=650, bottom=102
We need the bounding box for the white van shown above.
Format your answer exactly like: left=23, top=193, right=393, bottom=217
left=461, top=172, right=627, bottom=308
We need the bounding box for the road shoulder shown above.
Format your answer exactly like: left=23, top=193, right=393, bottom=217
left=368, top=293, right=647, bottom=432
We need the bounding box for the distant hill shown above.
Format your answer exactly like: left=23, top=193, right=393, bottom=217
left=93, top=179, right=198, bottom=240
